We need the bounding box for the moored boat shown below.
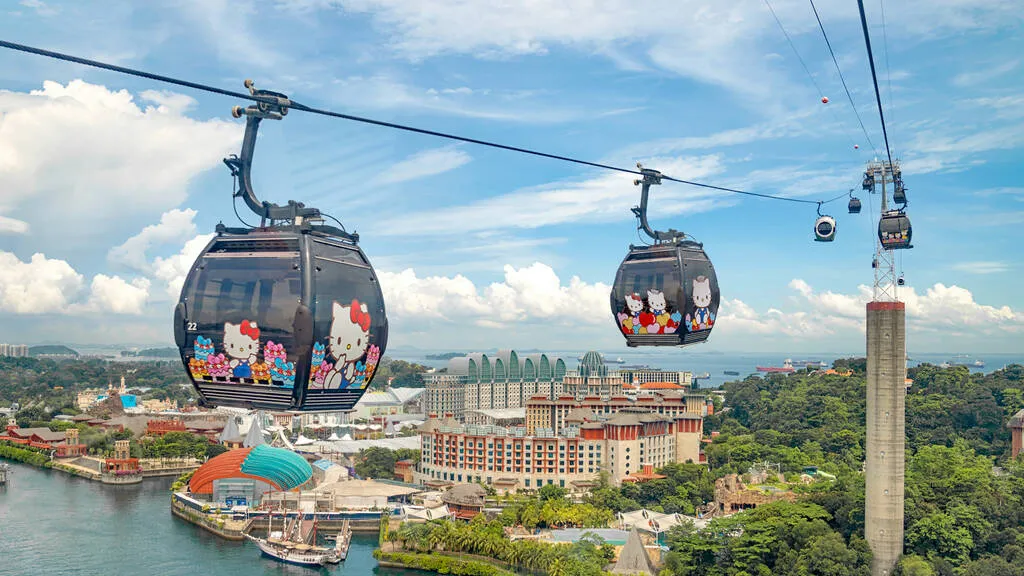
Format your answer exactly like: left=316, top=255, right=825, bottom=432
left=723, top=370, right=740, bottom=376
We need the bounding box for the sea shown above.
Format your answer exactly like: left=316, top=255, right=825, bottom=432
left=389, top=350, right=1024, bottom=390
left=0, top=463, right=420, bottom=576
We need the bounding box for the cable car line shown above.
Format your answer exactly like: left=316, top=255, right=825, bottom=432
left=0, top=38, right=851, bottom=209
left=855, top=0, right=896, bottom=170
left=879, top=0, right=895, bottom=136
left=807, top=0, right=878, bottom=154
left=761, top=0, right=861, bottom=152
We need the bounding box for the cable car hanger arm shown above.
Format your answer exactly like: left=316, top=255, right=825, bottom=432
left=632, top=164, right=687, bottom=243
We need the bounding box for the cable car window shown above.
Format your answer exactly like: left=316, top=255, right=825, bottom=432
left=307, top=240, right=387, bottom=398
left=185, top=254, right=301, bottom=387
left=613, top=257, right=683, bottom=337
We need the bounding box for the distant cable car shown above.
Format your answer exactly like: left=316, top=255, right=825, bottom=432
left=814, top=215, right=837, bottom=242
left=848, top=189, right=861, bottom=214
left=862, top=173, right=874, bottom=191
left=893, top=183, right=907, bottom=205
left=173, top=81, right=388, bottom=411
left=878, top=209, right=913, bottom=250
left=610, top=166, right=719, bottom=347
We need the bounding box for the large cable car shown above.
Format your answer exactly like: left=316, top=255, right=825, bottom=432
left=879, top=209, right=913, bottom=250
left=610, top=166, right=719, bottom=347
left=173, top=81, right=388, bottom=411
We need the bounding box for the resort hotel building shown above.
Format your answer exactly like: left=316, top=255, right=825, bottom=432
left=415, top=350, right=706, bottom=491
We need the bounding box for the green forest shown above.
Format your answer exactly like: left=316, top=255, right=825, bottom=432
left=657, top=362, right=1024, bottom=576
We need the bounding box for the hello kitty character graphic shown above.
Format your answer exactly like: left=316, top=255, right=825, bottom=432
left=685, top=276, right=716, bottom=332
left=617, top=293, right=646, bottom=335
left=647, top=289, right=682, bottom=334
left=224, top=320, right=260, bottom=378
left=323, top=299, right=372, bottom=389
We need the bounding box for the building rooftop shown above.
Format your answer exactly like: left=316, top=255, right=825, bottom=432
left=468, top=408, right=527, bottom=421
left=316, top=478, right=421, bottom=498
left=442, top=483, right=486, bottom=507
left=1009, top=408, right=1024, bottom=428
left=610, top=528, right=656, bottom=575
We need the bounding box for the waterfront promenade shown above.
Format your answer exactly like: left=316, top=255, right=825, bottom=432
left=0, top=460, right=411, bottom=575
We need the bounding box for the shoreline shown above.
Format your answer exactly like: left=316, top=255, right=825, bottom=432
left=1, top=442, right=200, bottom=485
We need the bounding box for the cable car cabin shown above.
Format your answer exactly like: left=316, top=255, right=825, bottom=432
left=878, top=210, right=913, bottom=250
left=862, top=174, right=874, bottom=190
left=610, top=242, right=719, bottom=347
left=848, top=197, right=862, bottom=214
left=814, top=216, right=837, bottom=242
left=893, top=184, right=907, bottom=205
left=173, top=227, right=388, bottom=411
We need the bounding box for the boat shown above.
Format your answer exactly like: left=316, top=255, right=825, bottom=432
left=723, top=370, right=740, bottom=376
left=694, top=372, right=711, bottom=379
left=756, top=359, right=796, bottom=373
left=247, top=509, right=340, bottom=566
left=576, top=353, right=626, bottom=364
left=973, top=360, right=985, bottom=368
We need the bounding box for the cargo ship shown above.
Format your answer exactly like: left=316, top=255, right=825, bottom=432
left=756, top=359, right=795, bottom=373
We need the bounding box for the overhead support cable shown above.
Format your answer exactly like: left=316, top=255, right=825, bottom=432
left=0, top=38, right=851, bottom=208
left=855, top=0, right=896, bottom=169
left=807, top=0, right=878, bottom=154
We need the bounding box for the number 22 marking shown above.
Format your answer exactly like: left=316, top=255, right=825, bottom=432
left=186, top=322, right=197, bottom=331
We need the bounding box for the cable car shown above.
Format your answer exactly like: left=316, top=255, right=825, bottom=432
left=862, top=173, right=874, bottom=191
left=814, top=215, right=837, bottom=242
left=893, top=183, right=907, bottom=205
left=878, top=209, right=912, bottom=250
left=610, top=167, right=720, bottom=347
left=173, top=81, right=388, bottom=411
left=848, top=189, right=861, bottom=214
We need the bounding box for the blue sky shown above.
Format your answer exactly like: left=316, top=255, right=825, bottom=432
left=0, top=0, right=1022, bottom=354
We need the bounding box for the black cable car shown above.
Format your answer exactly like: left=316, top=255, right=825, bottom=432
left=862, top=173, right=874, bottom=191
left=878, top=209, right=913, bottom=250
left=610, top=166, right=719, bottom=347
left=848, top=189, right=861, bottom=214
left=893, top=183, right=907, bottom=205
left=173, top=81, right=388, bottom=411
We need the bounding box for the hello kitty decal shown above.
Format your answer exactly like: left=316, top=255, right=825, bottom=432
left=309, top=299, right=380, bottom=391
left=617, top=288, right=682, bottom=335
left=685, top=276, right=716, bottom=332
left=186, top=299, right=381, bottom=391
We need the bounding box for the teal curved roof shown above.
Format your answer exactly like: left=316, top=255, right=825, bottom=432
left=240, top=444, right=312, bottom=491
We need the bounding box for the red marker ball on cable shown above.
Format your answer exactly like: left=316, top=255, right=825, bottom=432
left=821, top=96, right=829, bottom=104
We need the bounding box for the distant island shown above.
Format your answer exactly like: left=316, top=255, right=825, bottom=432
left=425, top=352, right=465, bottom=360
left=29, top=345, right=79, bottom=356
left=120, top=347, right=180, bottom=358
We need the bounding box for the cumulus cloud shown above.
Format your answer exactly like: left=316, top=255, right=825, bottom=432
left=718, top=278, right=1024, bottom=343
left=376, top=147, right=471, bottom=185
left=153, top=233, right=217, bottom=300
left=108, top=208, right=200, bottom=271
left=376, top=155, right=732, bottom=235
left=378, top=262, right=610, bottom=326
left=0, top=80, right=240, bottom=244
left=0, top=251, right=149, bottom=315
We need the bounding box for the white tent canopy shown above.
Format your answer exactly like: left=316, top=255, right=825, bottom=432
left=618, top=509, right=690, bottom=534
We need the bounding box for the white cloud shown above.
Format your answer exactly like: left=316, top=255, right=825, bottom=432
left=951, top=261, right=1010, bottom=274
left=108, top=208, right=199, bottom=271
left=75, top=275, right=151, bottom=315
left=19, top=0, right=58, bottom=17
left=0, top=252, right=84, bottom=314
left=0, top=80, right=240, bottom=245
left=378, top=262, right=611, bottom=326
left=375, top=155, right=732, bottom=235
left=376, top=147, right=471, bottom=185
left=0, top=214, right=29, bottom=235
left=153, top=233, right=216, bottom=300
left=0, top=251, right=149, bottom=315
left=952, top=60, right=1019, bottom=87
left=719, top=278, right=1024, bottom=343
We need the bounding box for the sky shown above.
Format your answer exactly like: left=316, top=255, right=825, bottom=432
left=0, top=0, right=1022, bottom=354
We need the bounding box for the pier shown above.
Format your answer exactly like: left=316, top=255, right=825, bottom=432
left=0, top=462, right=9, bottom=486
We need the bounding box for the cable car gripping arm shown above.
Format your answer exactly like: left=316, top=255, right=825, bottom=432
left=632, top=163, right=687, bottom=243
left=222, top=80, right=321, bottom=225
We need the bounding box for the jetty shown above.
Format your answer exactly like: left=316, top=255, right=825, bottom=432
left=0, top=462, right=9, bottom=486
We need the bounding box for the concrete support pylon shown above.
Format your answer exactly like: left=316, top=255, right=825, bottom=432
left=865, top=301, right=906, bottom=576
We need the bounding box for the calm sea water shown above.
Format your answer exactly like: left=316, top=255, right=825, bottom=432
left=0, top=462, right=422, bottom=576
left=392, top=350, right=1024, bottom=390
